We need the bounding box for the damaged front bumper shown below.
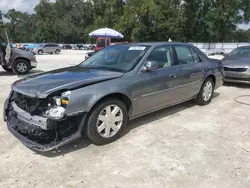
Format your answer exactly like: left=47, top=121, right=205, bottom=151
left=4, top=93, right=86, bottom=152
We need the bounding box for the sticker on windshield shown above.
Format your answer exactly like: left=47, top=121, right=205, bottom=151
left=128, top=46, right=146, bottom=51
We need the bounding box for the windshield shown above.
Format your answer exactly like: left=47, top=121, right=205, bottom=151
left=229, top=48, right=250, bottom=57
left=79, top=45, right=151, bottom=72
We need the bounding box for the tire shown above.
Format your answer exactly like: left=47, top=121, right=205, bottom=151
left=55, top=49, right=60, bottom=54
left=2, top=65, right=12, bottom=72
left=85, top=98, right=128, bottom=145
left=12, top=59, right=30, bottom=75
left=195, top=77, right=214, bottom=106
left=50, top=53, right=53, bottom=54
left=38, top=50, right=43, bottom=55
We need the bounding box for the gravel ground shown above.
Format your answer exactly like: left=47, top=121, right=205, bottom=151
left=0, top=50, right=250, bottom=188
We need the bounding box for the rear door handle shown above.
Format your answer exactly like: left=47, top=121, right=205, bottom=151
left=169, top=74, right=176, bottom=78
left=200, top=69, right=205, bottom=72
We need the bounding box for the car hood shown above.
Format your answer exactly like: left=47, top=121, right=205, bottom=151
left=222, top=57, right=250, bottom=68
left=12, top=66, right=124, bottom=98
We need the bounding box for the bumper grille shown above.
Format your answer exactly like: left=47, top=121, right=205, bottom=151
left=12, top=92, right=47, bottom=115
left=224, top=67, right=248, bottom=72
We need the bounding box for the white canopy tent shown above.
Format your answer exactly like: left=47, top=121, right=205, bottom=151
left=89, top=28, right=124, bottom=47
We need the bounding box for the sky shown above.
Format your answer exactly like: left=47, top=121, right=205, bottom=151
left=0, top=0, right=40, bottom=13
left=1, top=0, right=250, bottom=30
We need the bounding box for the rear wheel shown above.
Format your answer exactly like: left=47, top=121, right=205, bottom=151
left=38, top=50, right=43, bottom=55
left=12, top=59, right=30, bottom=75
left=85, top=99, right=128, bottom=145
left=2, top=65, right=12, bottom=72
left=195, top=78, right=214, bottom=105
left=55, top=49, right=60, bottom=54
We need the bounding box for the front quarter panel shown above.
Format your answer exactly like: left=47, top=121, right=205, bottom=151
left=64, top=76, right=133, bottom=116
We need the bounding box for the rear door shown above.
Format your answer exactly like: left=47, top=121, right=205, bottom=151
left=44, top=44, right=56, bottom=53
left=173, top=45, right=206, bottom=99
left=43, top=44, right=50, bottom=53
left=51, top=44, right=59, bottom=52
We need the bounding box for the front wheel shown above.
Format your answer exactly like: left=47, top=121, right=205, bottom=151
left=195, top=78, right=214, bottom=105
left=85, top=99, right=128, bottom=145
left=12, top=59, right=30, bottom=75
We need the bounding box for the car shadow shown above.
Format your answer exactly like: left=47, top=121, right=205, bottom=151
left=213, top=91, right=220, bottom=98
left=36, top=138, right=92, bottom=158
left=0, top=70, right=16, bottom=76
left=0, top=69, right=45, bottom=77
left=39, top=93, right=224, bottom=158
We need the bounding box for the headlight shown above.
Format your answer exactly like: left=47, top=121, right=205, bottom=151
left=43, top=91, right=71, bottom=119
left=44, top=106, right=65, bottom=119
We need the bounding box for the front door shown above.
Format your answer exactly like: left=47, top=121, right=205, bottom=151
left=132, top=45, right=186, bottom=116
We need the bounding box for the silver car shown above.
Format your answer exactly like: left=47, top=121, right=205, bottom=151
left=223, top=46, right=250, bottom=84
left=31, top=43, right=61, bottom=55
left=0, top=30, right=37, bottom=75
left=4, top=42, right=224, bottom=151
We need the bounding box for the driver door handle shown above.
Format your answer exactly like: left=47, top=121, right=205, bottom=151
left=200, top=69, right=205, bottom=72
left=169, top=74, right=176, bottom=78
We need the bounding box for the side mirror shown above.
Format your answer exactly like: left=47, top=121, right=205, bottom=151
left=143, top=61, right=158, bottom=72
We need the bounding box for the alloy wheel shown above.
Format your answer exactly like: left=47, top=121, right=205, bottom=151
left=96, top=105, right=123, bottom=138
left=16, top=62, right=28, bottom=73
left=202, top=80, right=213, bottom=101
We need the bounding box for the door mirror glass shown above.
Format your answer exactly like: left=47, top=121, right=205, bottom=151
left=144, top=61, right=158, bottom=72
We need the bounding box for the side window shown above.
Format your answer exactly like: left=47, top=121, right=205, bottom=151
left=147, top=46, right=174, bottom=69
left=44, top=44, right=50, bottom=48
left=190, top=47, right=202, bottom=63
left=175, top=46, right=194, bottom=65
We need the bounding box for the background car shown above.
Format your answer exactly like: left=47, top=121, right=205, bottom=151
left=63, top=44, right=72, bottom=49
left=222, top=46, right=250, bottom=84
left=0, top=32, right=37, bottom=75
left=4, top=42, right=224, bottom=151
left=31, top=43, right=61, bottom=55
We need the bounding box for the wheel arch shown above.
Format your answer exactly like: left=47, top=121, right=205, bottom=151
left=205, top=74, right=216, bottom=85
left=89, top=93, right=133, bottom=117
left=12, top=57, right=31, bottom=68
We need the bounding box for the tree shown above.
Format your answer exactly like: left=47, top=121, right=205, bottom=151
left=1, top=0, right=250, bottom=43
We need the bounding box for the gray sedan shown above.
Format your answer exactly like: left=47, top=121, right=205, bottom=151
left=4, top=42, right=224, bottom=151
left=223, top=46, right=250, bottom=84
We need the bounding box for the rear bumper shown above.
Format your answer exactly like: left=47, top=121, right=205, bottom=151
left=4, top=98, right=86, bottom=152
